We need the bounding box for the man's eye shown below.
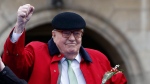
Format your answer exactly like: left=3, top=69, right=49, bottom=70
left=74, top=32, right=80, bottom=35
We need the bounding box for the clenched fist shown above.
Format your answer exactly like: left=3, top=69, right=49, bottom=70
left=14, top=4, right=34, bottom=33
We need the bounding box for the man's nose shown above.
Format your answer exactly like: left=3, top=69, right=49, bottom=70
left=68, top=33, right=76, bottom=40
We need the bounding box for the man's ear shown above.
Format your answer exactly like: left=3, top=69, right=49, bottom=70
left=52, top=30, right=55, bottom=38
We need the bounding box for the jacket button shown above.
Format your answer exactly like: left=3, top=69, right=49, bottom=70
left=58, top=54, right=61, bottom=57
left=16, top=54, right=18, bottom=56
left=6, top=51, right=9, bottom=54
left=2, top=71, right=6, bottom=75
left=54, top=70, right=56, bottom=72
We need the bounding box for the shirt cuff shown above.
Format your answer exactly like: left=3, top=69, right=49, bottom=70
left=11, top=31, right=23, bottom=43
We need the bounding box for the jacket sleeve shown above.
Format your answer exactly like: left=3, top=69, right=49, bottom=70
left=109, top=71, right=127, bottom=84
left=0, top=66, right=27, bottom=84
left=103, top=59, right=127, bottom=84
left=2, top=28, right=35, bottom=81
left=95, top=50, right=127, bottom=84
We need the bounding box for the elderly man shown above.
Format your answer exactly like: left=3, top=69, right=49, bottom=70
left=2, top=4, right=127, bottom=84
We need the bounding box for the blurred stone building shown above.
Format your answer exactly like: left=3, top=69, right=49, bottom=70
left=0, top=0, right=149, bottom=84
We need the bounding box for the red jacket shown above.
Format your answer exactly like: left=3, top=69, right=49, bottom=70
left=2, top=30, right=127, bottom=84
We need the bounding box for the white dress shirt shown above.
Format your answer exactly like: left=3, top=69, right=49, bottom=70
left=60, top=54, right=86, bottom=84
left=11, top=31, right=22, bottom=43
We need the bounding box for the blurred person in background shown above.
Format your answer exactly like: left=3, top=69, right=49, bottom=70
left=0, top=57, right=27, bottom=84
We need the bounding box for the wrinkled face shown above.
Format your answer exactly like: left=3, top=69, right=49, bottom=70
left=52, top=29, right=83, bottom=59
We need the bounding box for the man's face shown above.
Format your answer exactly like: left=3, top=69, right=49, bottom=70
left=52, top=29, right=83, bottom=59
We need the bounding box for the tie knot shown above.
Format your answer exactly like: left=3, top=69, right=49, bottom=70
left=66, top=59, right=72, bottom=66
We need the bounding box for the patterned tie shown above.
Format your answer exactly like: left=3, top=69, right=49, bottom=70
left=67, top=59, right=78, bottom=84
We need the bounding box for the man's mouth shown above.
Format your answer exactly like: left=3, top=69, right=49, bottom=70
left=67, top=44, right=76, bottom=45
left=66, top=43, right=76, bottom=46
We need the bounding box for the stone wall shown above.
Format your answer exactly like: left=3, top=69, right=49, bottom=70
left=0, top=0, right=150, bottom=84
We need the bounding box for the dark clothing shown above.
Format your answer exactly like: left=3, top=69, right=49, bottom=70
left=0, top=66, right=27, bottom=84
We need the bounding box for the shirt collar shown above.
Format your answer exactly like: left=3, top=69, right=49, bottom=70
left=60, top=53, right=81, bottom=63
left=76, top=53, right=81, bottom=63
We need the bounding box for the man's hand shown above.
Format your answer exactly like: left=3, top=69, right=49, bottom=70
left=14, top=4, right=34, bottom=33
left=0, top=57, right=5, bottom=71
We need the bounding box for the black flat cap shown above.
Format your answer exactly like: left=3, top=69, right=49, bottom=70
left=51, top=12, right=86, bottom=30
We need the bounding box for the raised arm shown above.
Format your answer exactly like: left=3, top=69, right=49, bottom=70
left=14, top=4, right=34, bottom=34
left=2, top=4, right=35, bottom=81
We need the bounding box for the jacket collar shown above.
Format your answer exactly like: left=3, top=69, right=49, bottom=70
left=48, top=38, right=92, bottom=62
